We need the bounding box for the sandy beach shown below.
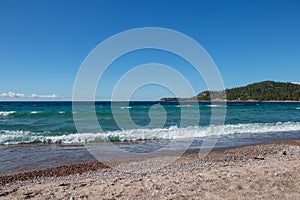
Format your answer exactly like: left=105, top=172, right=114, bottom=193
left=0, top=140, right=299, bottom=199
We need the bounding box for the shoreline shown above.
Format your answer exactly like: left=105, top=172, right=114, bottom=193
left=159, top=100, right=300, bottom=103
left=2, top=131, right=300, bottom=175
left=1, top=139, right=300, bottom=199
left=1, top=139, right=299, bottom=178
left=1, top=100, right=300, bottom=103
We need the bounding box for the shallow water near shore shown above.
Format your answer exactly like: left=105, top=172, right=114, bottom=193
left=1, top=101, right=300, bottom=174
left=1, top=131, right=300, bottom=174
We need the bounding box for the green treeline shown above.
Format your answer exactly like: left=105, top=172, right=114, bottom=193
left=160, top=81, right=300, bottom=101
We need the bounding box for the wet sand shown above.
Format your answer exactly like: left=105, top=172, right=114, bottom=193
left=1, top=140, right=300, bottom=199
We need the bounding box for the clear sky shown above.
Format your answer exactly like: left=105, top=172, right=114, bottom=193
left=0, top=0, right=299, bottom=100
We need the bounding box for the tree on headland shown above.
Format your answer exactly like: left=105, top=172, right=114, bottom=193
left=160, top=81, right=300, bottom=102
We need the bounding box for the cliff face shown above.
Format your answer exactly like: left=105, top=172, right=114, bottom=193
left=160, top=81, right=300, bottom=102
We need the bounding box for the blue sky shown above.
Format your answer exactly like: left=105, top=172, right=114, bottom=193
left=0, top=0, right=299, bottom=100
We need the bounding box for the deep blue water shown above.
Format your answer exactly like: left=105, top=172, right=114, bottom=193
left=1, top=101, right=300, bottom=174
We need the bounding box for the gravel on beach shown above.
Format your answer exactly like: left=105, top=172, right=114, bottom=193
left=1, top=140, right=300, bottom=199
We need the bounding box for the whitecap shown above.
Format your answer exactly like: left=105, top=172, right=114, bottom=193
left=176, top=105, right=192, bottom=108
left=30, top=111, right=41, bottom=114
left=0, top=111, right=16, bottom=116
left=206, top=105, right=227, bottom=108
left=121, top=106, right=132, bottom=109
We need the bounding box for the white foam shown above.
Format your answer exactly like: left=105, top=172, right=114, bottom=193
left=121, top=106, right=132, bottom=109
left=30, top=111, right=41, bottom=114
left=59, top=111, right=65, bottom=114
left=296, top=107, right=300, bottom=110
left=1, top=121, right=300, bottom=145
left=176, top=105, right=192, bottom=108
left=0, top=111, right=16, bottom=116
left=206, top=105, right=227, bottom=108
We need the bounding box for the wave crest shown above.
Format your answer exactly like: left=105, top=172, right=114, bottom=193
left=0, top=111, right=16, bottom=117
left=1, top=121, right=300, bottom=145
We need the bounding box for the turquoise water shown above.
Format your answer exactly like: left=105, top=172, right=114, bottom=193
left=1, top=101, right=300, bottom=174
left=1, top=101, right=300, bottom=144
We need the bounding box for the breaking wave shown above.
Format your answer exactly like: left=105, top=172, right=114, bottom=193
left=0, top=111, right=16, bottom=117
left=1, top=121, right=300, bottom=145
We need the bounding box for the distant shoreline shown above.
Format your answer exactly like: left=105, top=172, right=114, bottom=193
left=159, top=81, right=300, bottom=102
left=1, top=100, right=300, bottom=103
left=159, top=99, right=300, bottom=103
